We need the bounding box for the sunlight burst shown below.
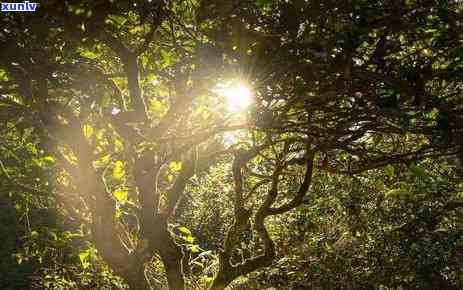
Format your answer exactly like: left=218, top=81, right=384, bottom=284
left=214, top=82, right=252, bottom=111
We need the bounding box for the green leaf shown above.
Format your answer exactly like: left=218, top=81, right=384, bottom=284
left=0, top=69, right=9, bottom=81
left=169, top=161, right=182, bottom=172
left=384, top=165, right=395, bottom=178
left=79, top=250, right=91, bottom=269
left=83, top=124, right=94, bottom=138
left=112, top=160, right=124, bottom=180
left=178, top=226, right=192, bottom=236
left=149, top=99, right=166, bottom=115
left=15, top=253, right=23, bottom=265
left=113, top=188, right=128, bottom=203
left=79, top=251, right=89, bottom=264
left=114, top=139, right=124, bottom=152
left=385, top=188, right=408, bottom=198
left=42, top=156, right=55, bottom=164
left=77, top=47, right=98, bottom=59
left=108, top=15, right=128, bottom=27
left=184, top=235, right=195, bottom=244
left=160, top=50, right=173, bottom=67
left=49, top=231, right=58, bottom=241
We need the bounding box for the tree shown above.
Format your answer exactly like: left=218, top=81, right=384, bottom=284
left=248, top=159, right=463, bottom=289
left=0, top=0, right=462, bottom=289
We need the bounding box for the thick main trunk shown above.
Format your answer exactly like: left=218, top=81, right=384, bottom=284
left=124, top=265, right=151, bottom=290
left=144, top=214, right=186, bottom=290
left=111, top=252, right=155, bottom=290
left=209, top=275, right=233, bottom=290
left=158, top=234, right=185, bottom=290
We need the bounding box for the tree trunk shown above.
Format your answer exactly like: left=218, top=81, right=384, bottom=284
left=125, top=267, right=151, bottom=290
left=116, top=256, right=156, bottom=290
left=209, top=256, right=235, bottom=290
left=209, top=277, right=231, bottom=290
left=158, top=234, right=185, bottom=290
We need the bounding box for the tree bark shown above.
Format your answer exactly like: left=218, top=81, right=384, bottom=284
left=158, top=234, right=185, bottom=290
left=209, top=272, right=235, bottom=290
left=209, top=280, right=227, bottom=290
left=123, top=264, right=151, bottom=290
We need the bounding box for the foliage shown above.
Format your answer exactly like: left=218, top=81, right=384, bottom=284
left=255, top=160, right=463, bottom=289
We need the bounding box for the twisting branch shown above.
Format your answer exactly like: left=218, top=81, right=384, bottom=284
left=268, top=151, right=315, bottom=215
left=210, top=143, right=315, bottom=290
left=162, top=124, right=247, bottom=160
left=164, top=153, right=196, bottom=216
left=230, top=162, right=283, bottom=276
left=209, top=147, right=260, bottom=289
left=99, top=31, right=148, bottom=119
left=334, top=146, right=458, bottom=175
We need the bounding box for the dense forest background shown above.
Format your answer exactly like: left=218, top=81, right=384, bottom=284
left=0, top=0, right=462, bottom=289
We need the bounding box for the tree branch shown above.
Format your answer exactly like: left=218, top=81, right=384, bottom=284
left=268, top=152, right=315, bottom=215
left=99, top=31, right=147, bottom=119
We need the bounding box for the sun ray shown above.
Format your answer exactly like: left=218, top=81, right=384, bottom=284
left=214, top=81, right=252, bottom=112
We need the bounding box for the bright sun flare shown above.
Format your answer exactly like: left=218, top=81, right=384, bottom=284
left=214, top=82, right=252, bottom=111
